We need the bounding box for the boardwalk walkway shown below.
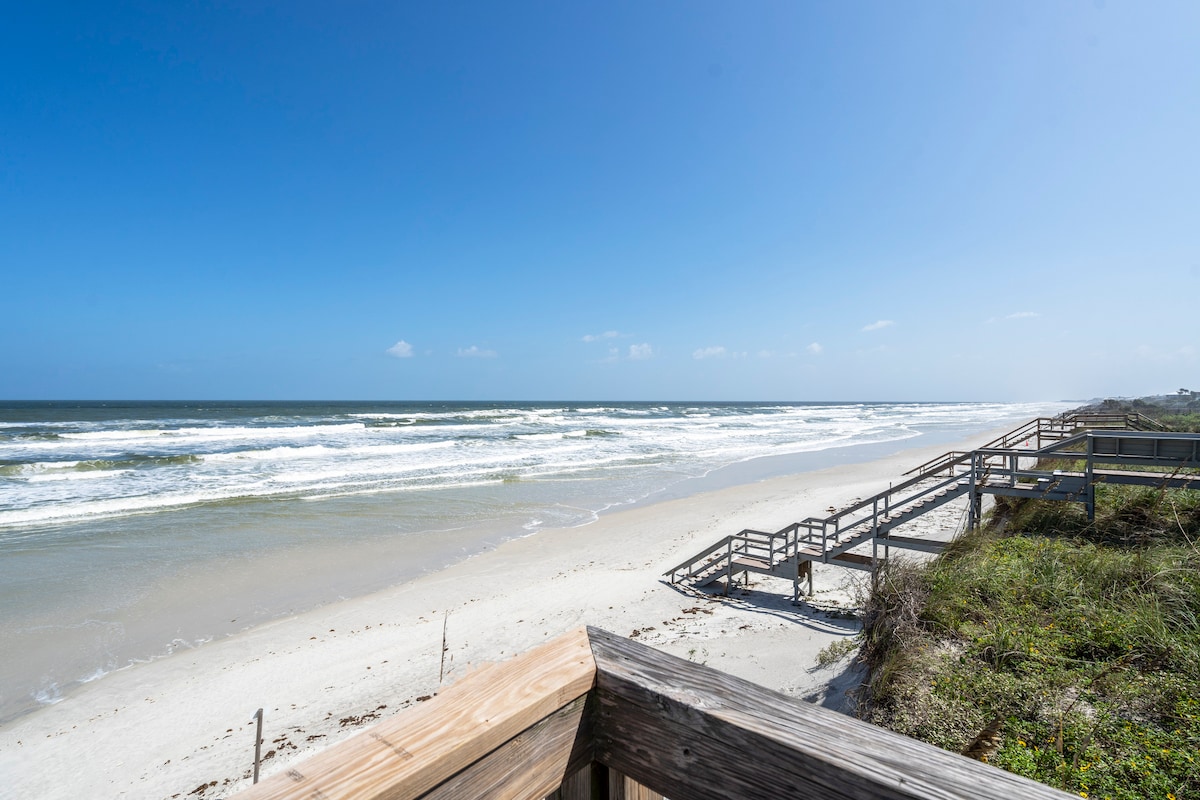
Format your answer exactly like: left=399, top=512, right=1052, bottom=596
left=664, top=412, right=1199, bottom=602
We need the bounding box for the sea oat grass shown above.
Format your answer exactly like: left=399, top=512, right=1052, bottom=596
left=860, top=482, right=1200, bottom=798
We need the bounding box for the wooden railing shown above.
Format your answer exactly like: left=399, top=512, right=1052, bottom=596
left=664, top=466, right=974, bottom=591
left=235, top=628, right=1076, bottom=800
left=666, top=415, right=1181, bottom=594
left=904, top=412, right=1166, bottom=478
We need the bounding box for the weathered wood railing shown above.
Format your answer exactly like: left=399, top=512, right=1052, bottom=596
left=235, top=627, right=1075, bottom=800
left=666, top=421, right=1196, bottom=597
left=904, top=411, right=1166, bottom=478
left=663, top=465, right=979, bottom=595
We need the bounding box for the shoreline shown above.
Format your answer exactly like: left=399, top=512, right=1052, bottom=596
left=0, top=422, right=1029, bottom=799
left=0, top=415, right=1038, bottom=727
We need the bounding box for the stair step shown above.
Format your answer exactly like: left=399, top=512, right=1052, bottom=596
left=730, top=556, right=773, bottom=572
left=829, top=552, right=874, bottom=571
left=879, top=535, right=946, bottom=554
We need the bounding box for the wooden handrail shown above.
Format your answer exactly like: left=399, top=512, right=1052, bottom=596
left=235, top=628, right=1077, bottom=800
left=669, top=416, right=1183, bottom=592
left=236, top=628, right=596, bottom=800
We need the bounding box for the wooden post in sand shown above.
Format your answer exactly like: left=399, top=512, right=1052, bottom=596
left=439, top=610, right=449, bottom=684
left=251, top=707, right=263, bottom=784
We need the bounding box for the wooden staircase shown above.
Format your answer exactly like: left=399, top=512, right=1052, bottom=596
left=903, top=411, right=1166, bottom=479
left=665, top=412, right=1189, bottom=602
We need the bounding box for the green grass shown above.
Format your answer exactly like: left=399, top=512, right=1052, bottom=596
left=859, top=485, right=1200, bottom=799
left=1082, top=397, right=1200, bottom=433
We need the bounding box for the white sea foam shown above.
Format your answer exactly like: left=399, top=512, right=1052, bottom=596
left=0, top=401, right=1075, bottom=530
left=32, top=685, right=63, bottom=707
left=25, top=469, right=132, bottom=483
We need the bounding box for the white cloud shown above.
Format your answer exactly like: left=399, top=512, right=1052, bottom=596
left=628, top=343, right=653, bottom=360
left=693, top=346, right=726, bottom=360
left=582, top=330, right=621, bottom=342
left=986, top=311, right=1041, bottom=324
left=861, top=320, right=894, bottom=332
left=387, top=340, right=414, bottom=358
left=807, top=342, right=823, bottom=355
left=457, top=345, right=497, bottom=358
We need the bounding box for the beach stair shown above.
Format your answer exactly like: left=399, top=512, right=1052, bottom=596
left=663, top=471, right=972, bottom=599
left=903, top=411, right=1166, bottom=479
left=666, top=413, right=1194, bottom=602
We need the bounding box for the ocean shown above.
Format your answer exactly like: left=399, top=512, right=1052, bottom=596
left=0, top=400, right=1070, bottom=722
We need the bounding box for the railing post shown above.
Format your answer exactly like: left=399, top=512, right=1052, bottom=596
left=968, top=452, right=978, bottom=530
left=724, top=538, right=733, bottom=595
left=792, top=555, right=800, bottom=604
left=871, top=535, right=879, bottom=593
left=1086, top=434, right=1096, bottom=521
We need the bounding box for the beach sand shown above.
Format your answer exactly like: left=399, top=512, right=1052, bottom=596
left=0, top=429, right=1004, bottom=799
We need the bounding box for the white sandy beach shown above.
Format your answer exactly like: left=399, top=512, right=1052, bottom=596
left=0, top=429, right=1006, bottom=800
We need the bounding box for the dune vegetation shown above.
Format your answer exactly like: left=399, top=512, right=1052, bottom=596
left=857, top=400, right=1200, bottom=799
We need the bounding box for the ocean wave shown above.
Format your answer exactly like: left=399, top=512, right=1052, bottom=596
left=1, top=454, right=202, bottom=477
left=57, top=422, right=368, bottom=443
left=0, top=401, right=1076, bottom=529
left=512, top=430, right=590, bottom=441
left=26, top=469, right=134, bottom=483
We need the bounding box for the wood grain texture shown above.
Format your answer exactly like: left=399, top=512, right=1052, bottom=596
left=585, top=627, right=1075, bottom=800
left=236, top=627, right=596, bottom=800
left=607, top=769, right=664, bottom=800
left=548, top=762, right=607, bottom=800
left=417, top=695, right=591, bottom=800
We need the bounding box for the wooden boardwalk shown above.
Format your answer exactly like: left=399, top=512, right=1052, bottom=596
left=665, top=413, right=1199, bottom=600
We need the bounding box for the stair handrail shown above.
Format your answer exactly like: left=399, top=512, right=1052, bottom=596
left=905, top=412, right=1167, bottom=478
left=820, top=472, right=967, bottom=557
left=669, top=412, right=1174, bottom=585
left=905, top=418, right=1052, bottom=477
left=1128, top=412, right=1168, bottom=431
left=830, top=461, right=974, bottom=524
left=664, top=534, right=737, bottom=583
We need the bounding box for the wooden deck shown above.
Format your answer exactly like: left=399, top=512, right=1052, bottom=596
left=235, top=628, right=1076, bottom=800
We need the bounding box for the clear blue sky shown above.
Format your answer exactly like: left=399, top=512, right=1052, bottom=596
left=2, top=2, right=1197, bottom=401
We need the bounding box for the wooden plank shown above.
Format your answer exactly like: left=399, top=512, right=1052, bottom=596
left=607, top=769, right=663, bottom=800
left=1091, top=469, right=1200, bottom=489
left=878, top=535, right=946, bottom=554
left=420, top=695, right=591, bottom=800
left=586, top=627, right=1074, bottom=800
left=552, top=762, right=606, bottom=800
left=237, top=628, right=596, bottom=800
left=828, top=552, right=873, bottom=571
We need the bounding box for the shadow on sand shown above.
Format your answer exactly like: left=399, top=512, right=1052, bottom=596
left=660, top=574, right=867, bottom=713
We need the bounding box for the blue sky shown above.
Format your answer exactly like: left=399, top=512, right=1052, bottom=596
left=2, top=2, right=1197, bottom=401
